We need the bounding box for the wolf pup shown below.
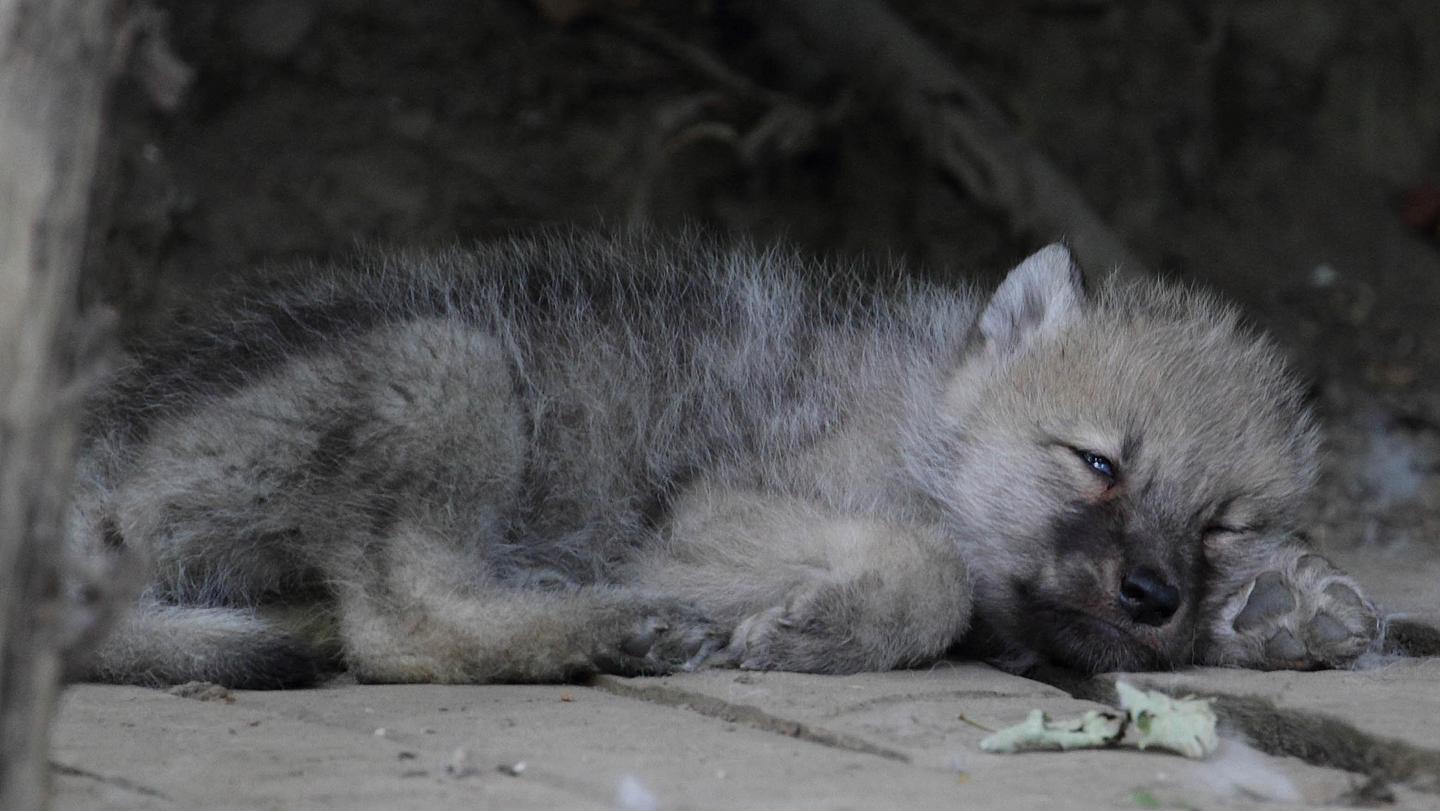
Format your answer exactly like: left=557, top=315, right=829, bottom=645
left=66, top=230, right=1380, bottom=687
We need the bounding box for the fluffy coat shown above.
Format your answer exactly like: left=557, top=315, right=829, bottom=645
left=66, top=229, right=1379, bottom=686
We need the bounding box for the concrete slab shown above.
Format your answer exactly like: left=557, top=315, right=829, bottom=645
left=50, top=685, right=599, bottom=810
left=52, top=682, right=974, bottom=811
left=50, top=658, right=1438, bottom=809
left=600, top=662, right=1368, bottom=808
left=1328, top=544, right=1440, bottom=630
left=1114, top=659, right=1440, bottom=754
left=216, top=681, right=976, bottom=809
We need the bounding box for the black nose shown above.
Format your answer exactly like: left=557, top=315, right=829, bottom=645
left=1119, top=568, right=1181, bottom=626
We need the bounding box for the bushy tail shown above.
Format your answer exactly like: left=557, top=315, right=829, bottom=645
left=71, top=601, right=331, bottom=689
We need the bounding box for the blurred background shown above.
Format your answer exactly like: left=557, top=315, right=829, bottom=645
left=87, top=0, right=1440, bottom=582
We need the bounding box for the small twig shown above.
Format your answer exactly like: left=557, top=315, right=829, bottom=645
left=602, top=13, right=830, bottom=222
left=598, top=13, right=787, bottom=107
left=760, top=0, right=1150, bottom=281
left=956, top=713, right=996, bottom=733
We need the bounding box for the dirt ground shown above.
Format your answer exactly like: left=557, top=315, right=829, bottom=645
left=91, top=0, right=1440, bottom=566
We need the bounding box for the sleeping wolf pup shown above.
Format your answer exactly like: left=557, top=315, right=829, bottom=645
left=69, top=230, right=1379, bottom=687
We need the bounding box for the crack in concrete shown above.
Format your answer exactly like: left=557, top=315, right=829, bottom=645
left=1068, top=679, right=1440, bottom=794
left=51, top=761, right=173, bottom=801
left=590, top=675, right=912, bottom=763
left=821, top=688, right=1061, bottom=719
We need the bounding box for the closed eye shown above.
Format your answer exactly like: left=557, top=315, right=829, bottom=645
left=1203, top=524, right=1253, bottom=537
left=1074, top=449, right=1117, bottom=482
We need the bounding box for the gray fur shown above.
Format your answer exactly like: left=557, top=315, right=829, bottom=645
left=65, top=228, right=1375, bottom=686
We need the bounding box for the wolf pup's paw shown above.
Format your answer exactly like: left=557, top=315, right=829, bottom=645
left=1215, top=553, right=1381, bottom=670
left=725, top=578, right=878, bottom=674
left=594, top=600, right=727, bottom=676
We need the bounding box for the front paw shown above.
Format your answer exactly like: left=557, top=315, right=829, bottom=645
left=1211, top=553, right=1380, bottom=670
left=595, top=600, right=727, bottom=676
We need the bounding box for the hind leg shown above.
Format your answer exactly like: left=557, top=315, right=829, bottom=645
left=81, top=316, right=727, bottom=685
left=1199, top=533, right=1381, bottom=669
left=334, top=520, right=724, bottom=683
left=314, top=321, right=725, bottom=682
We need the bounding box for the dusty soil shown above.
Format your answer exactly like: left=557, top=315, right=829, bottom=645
left=93, top=0, right=1440, bottom=567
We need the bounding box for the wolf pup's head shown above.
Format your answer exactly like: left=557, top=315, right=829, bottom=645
left=918, top=245, right=1319, bottom=674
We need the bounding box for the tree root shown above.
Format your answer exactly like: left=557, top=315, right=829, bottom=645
left=761, top=0, right=1150, bottom=280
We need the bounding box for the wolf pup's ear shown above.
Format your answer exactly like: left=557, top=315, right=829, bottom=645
left=976, top=244, right=1086, bottom=356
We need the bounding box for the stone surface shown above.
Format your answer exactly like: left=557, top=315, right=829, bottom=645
left=1329, top=544, right=1440, bottom=630
left=52, top=660, right=1430, bottom=810
left=1113, top=659, right=1440, bottom=756
left=601, top=663, right=1364, bottom=807
left=46, top=555, right=1440, bottom=809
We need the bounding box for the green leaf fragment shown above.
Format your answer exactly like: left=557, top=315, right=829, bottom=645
left=976, top=682, right=1219, bottom=759
left=978, top=708, right=1126, bottom=753
left=1131, top=789, right=1161, bottom=808
left=1114, top=682, right=1219, bottom=759
left=1134, top=712, right=1150, bottom=733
